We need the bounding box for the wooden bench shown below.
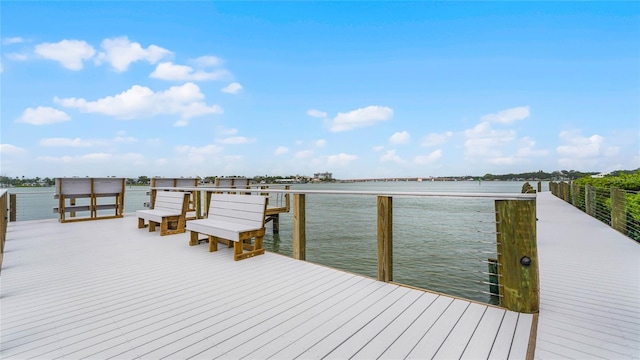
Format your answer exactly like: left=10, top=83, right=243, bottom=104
left=137, top=191, right=190, bottom=236
left=186, top=194, right=267, bottom=261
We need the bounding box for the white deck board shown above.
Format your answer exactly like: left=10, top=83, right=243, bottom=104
left=460, top=306, right=507, bottom=359
left=2, top=213, right=532, bottom=359
left=535, top=192, right=640, bottom=359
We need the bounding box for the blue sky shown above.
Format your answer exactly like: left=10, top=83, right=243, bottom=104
left=1, top=1, right=638, bottom=179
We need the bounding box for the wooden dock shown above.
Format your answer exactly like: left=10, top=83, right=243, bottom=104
left=0, top=216, right=532, bottom=359
left=1, top=191, right=638, bottom=359
left=535, top=192, right=639, bottom=359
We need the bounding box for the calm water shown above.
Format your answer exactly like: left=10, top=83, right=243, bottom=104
left=7, top=181, right=544, bottom=304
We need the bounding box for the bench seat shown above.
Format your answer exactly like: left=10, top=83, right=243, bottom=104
left=187, top=194, right=267, bottom=261
left=137, top=191, right=190, bottom=236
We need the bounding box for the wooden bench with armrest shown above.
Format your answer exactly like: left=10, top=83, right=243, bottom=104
left=186, top=194, right=267, bottom=261
left=136, top=191, right=190, bottom=236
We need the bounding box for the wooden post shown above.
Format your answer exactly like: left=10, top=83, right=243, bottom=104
left=377, top=196, right=393, bottom=282
left=70, top=197, right=76, bottom=218
left=293, top=194, right=306, bottom=261
left=611, top=187, right=627, bottom=234
left=571, top=183, right=580, bottom=207
left=1, top=192, right=7, bottom=254
left=563, top=182, right=571, bottom=202
left=495, top=199, right=539, bottom=313
left=585, top=185, right=596, bottom=217
left=195, top=190, right=202, bottom=219
left=9, top=194, right=16, bottom=222
left=537, top=181, right=541, bottom=193
left=285, top=185, right=291, bottom=212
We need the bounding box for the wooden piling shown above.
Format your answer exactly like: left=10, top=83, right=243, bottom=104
left=377, top=196, right=393, bottom=282
left=537, top=181, right=541, bottom=193
left=495, top=199, right=539, bottom=313
left=293, top=194, right=306, bottom=261
left=611, top=187, right=627, bottom=235
left=9, top=194, right=16, bottom=222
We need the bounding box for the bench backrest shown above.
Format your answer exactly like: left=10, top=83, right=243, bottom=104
left=153, top=191, right=190, bottom=213
left=208, top=194, right=267, bottom=228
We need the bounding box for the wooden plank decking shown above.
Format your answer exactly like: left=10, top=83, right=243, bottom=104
left=535, top=192, right=640, bottom=359
left=0, top=214, right=533, bottom=359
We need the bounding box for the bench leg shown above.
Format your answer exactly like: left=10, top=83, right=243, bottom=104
left=208, top=235, right=218, bottom=252
left=160, top=219, right=169, bottom=236
left=233, top=236, right=266, bottom=261
left=234, top=241, right=243, bottom=259
left=149, top=221, right=156, bottom=232
left=138, top=218, right=145, bottom=228
left=189, top=231, right=199, bottom=246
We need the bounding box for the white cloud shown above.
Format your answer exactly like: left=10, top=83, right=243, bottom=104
left=216, top=126, right=238, bottom=135
left=481, top=106, right=530, bottom=124
left=38, top=152, right=113, bottom=163
left=120, top=152, right=146, bottom=164
left=274, top=146, right=289, bottom=155
left=40, top=138, right=93, bottom=147
left=3, top=37, right=24, bottom=45
left=150, top=62, right=229, bottom=81
left=515, top=137, right=549, bottom=158
left=96, top=36, right=172, bottom=72
left=307, top=109, right=327, bottom=118
left=34, top=39, right=95, bottom=70
left=16, top=106, right=71, bottom=125
left=604, top=147, right=620, bottom=156
left=327, top=153, right=358, bottom=166
left=422, top=131, right=453, bottom=147
left=557, top=131, right=603, bottom=158
left=315, top=139, right=326, bottom=147
left=414, top=149, right=443, bottom=165
left=464, top=122, right=516, bottom=158
left=0, top=144, right=27, bottom=155
left=114, top=136, right=138, bottom=143
left=372, top=145, right=384, bottom=152
left=389, top=131, right=410, bottom=144
left=220, top=136, right=255, bottom=144
left=56, top=82, right=222, bottom=125
left=380, top=149, right=406, bottom=164
left=192, top=56, right=222, bottom=67
left=295, top=150, right=314, bottom=159
left=6, top=53, right=28, bottom=61
left=221, top=82, right=243, bottom=94
left=328, top=105, right=393, bottom=132
left=175, top=144, right=224, bottom=163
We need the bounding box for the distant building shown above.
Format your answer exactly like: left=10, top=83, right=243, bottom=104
left=313, top=172, right=333, bottom=181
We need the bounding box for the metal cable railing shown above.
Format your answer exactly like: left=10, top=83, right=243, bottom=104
left=551, top=182, right=640, bottom=242
left=4, top=186, right=537, bottom=310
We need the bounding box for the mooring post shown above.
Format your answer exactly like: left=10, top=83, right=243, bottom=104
left=537, top=181, right=542, bottom=193
left=377, top=196, right=393, bottom=282
left=611, top=187, right=627, bottom=235
left=293, top=194, right=306, bottom=260
left=495, top=199, right=539, bottom=313
left=9, top=194, right=16, bottom=222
